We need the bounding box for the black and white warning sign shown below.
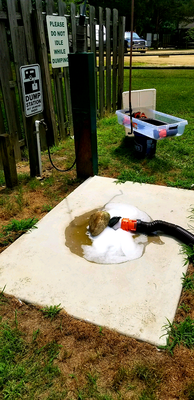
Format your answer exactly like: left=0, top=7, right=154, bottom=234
left=20, top=64, right=43, bottom=117
left=46, top=15, right=69, bottom=68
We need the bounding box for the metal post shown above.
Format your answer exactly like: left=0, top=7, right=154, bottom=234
left=68, top=1, right=98, bottom=178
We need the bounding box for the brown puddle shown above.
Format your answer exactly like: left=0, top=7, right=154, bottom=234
left=65, top=209, right=98, bottom=258
left=65, top=209, right=164, bottom=259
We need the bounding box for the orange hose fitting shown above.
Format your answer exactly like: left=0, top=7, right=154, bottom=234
left=121, top=218, right=137, bottom=232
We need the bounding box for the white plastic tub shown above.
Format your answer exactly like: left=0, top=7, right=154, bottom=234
left=116, top=107, right=188, bottom=140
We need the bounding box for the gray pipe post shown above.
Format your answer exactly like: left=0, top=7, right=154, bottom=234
left=68, top=0, right=98, bottom=178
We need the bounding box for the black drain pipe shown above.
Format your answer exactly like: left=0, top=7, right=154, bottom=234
left=108, top=217, right=194, bottom=247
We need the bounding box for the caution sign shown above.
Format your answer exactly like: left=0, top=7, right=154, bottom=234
left=46, top=15, right=69, bottom=68
left=20, top=64, right=44, bottom=117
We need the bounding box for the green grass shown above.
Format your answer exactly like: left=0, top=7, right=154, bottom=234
left=181, top=272, right=194, bottom=291
left=0, top=321, right=65, bottom=399
left=97, top=112, right=194, bottom=188
left=97, top=69, right=194, bottom=188
left=123, top=69, right=194, bottom=119
left=160, top=316, right=194, bottom=354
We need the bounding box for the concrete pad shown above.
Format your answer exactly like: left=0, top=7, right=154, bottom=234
left=0, top=176, right=194, bottom=347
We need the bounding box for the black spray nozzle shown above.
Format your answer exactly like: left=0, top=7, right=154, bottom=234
left=108, top=216, right=121, bottom=227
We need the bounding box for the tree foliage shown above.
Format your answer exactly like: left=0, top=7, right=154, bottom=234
left=86, top=0, right=194, bottom=34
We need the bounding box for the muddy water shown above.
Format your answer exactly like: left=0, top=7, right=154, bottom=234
left=65, top=209, right=163, bottom=260
left=65, top=209, right=97, bottom=257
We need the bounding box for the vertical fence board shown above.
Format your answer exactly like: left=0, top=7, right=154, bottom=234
left=58, top=0, right=66, bottom=16
left=20, top=0, right=36, bottom=64
left=112, top=8, right=118, bottom=112
left=46, top=1, right=66, bottom=139
left=106, top=8, right=111, bottom=113
left=89, top=5, right=97, bottom=110
left=6, top=0, right=28, bottom=158
left=89, top=5, right=96, bottom=54
left=46, top=0, right=55, bottom=15
left=58, top=0, right=73, bottom=136
left=0, top=20, right=21, bottom=160
left=0, top=134, right=18, bottom=187
left=0, top=100, right=5, bottom=169
left=33, top=5, right=58, bottom=146
left=98, top=7, right=104, bottom=117
left=71, top=3, right=77, bottom=53
left=117, top=16, right=125, bottom=110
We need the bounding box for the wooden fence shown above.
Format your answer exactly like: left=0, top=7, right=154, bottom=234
left=0, top=0, right=125, bottom=185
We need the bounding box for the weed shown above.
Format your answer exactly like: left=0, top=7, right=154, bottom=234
left=0, top=170, right=5, bottom=186
left=0, top=286, right=8, bottom=305
left=14, top=309, right=18, bottom=328
left=160, top=316, right=194, bottom=354
left=18, top=173, right=31, bottom=184
left=41, top=203, right=53, bottom=212
left=112, top=366, right=129, bottom=391
left=2, top=217, right=38, bottom=235
left=0, top=218, right=38, bottom=249
left=41, top=304, right=62, bottom=320
left=99, top=326, right=104, bottom=335
left=183, top=381, right=194, bottom=400
left=36, top=341, right=62, bottom=366
left=27, top=177, right=41, bottom=190
left=181, top=273, right=194, bottom=291
left=138, top=389, right=157, bottom=400
left=32, top=328, right=40, bottom=341
left=0, top=285, right=6, bottom=296
left=180, top=244, right=194, bottom=265
left=131, top=362, right=162, bottom=400
left=14, top=187, right=24, bottom=210
left=21, top=146, right=29, bottom=161
left=179, top=303, right=191, bottom=312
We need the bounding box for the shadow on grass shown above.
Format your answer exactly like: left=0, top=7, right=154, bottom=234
left=114, top=136, right=174, bottom=171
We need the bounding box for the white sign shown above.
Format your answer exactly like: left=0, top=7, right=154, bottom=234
left=20, top=64, right=43, bottom=117
left=46, top=15, right=69, bottom=68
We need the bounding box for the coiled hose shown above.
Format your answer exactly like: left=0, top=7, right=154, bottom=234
left=108, top=217, right=194, bottom=247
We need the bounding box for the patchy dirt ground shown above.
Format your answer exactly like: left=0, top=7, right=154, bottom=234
left=126, top=49, right=194, bottom=66
left=1, top=264, right=194, bottom=399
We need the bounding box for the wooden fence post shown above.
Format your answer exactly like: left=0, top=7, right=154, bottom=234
left=117, top=16, right=125, bottom=110
left=89, top=5, right=97, bottom=111
left=112, top=9, right=118, bottom=112
left=0, top=134, right=18, bottom=188
left=99, top=7, right=104, bottom=117
left=106, top=8, right=111, bottom=114
left=71, top=3, right=77, bottom=53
